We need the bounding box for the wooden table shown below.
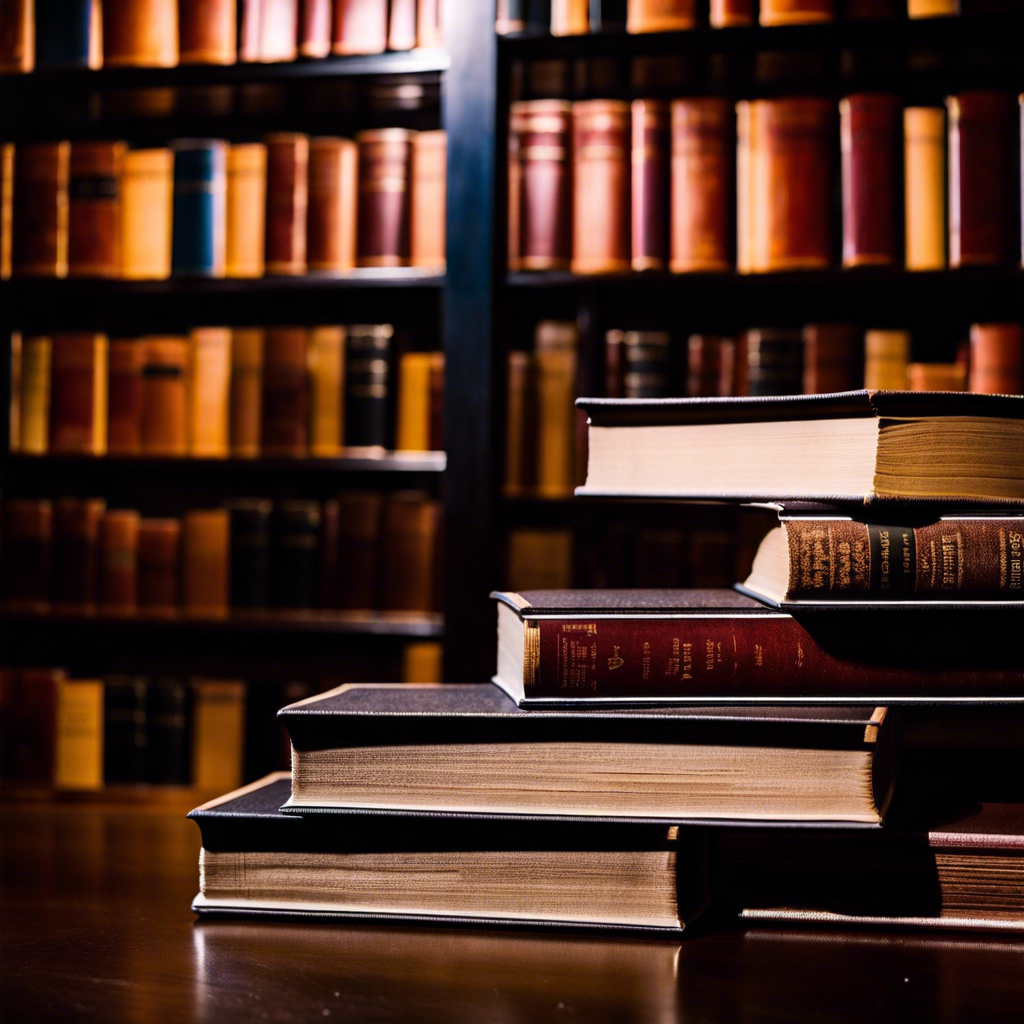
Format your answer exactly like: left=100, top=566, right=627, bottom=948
left=2, top=803, right=1024, bottom=1023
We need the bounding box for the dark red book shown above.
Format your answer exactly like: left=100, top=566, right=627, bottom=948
left=335, top=490, right=382, bottom=610
left=356, top=129, right=412, bottom=268
left=0, top=669, right=61, bottom=785
left=970, top=323, right=1023, bottom=395
left=687, top=335, right=734, bottom=398
left=51, top=498, right=105, bottom=610
left=68, top=141, right=126, bottom=278
left=3, top=500, right=52, bottom=610
left=260, top=326, right=309, bottom=456
left=631, top=99, right=670, bottom=273
left=298, top=0, right=333, bottom=57
left=802, top=324, right=862, bottom=394
left=107, top=338, right=144, bottom=455
left=11, top=141, right=70, bottom=277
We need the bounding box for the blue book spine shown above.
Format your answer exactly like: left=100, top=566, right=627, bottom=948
left=171, top=141, right=226, bottom=278
left=35, top=0, right=95, bottom=69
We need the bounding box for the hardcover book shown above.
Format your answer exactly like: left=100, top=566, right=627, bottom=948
left=229, top=328, right=264, bottom=456
left=120, top=148, right=173, bottom=280
left=627, top=0, right=696, bottom=32
left=49, top=332, right=108, bottom=455
left=171, top=140, right=227, bottom=278
left=904, top=107, right=946, bottom=270
left=261, top=326, right=309, bottom=456
left=356, top=129, right=413, bottom=268
left=265, top=133, right=309, bottom=275
left=34, top=0, right=99, bottom=69
left=178, top=0, right=237, bottom=64
left=332, top=0, right=388, bottom=55
left=225, top=143, right=267, bottom=278
left=227, top=498, right=272, bottom=607
left=3, top=500, right=52, bottom=610
left=137, top=518, right=181, bottom=612
left=863, top=330, right=909, bottom=390
left=710, top=0, right=753, bottom=25
left=11, top=141, right=69, bottom=277
left=271, top=501, right=322, bottom=609
left=102, top=0, right=178, bottom=68
left=299, top=0, right=333, bottom=57
left=306, top=137, right=358, bottom=272
left=334, top=491, right=382, bottom=610
left=410, top=130, right=446, bottom=270
left=140, top=336, right=188, bottom=455
left=51, top=498, right=104, bottom=610
left=759, top=0, right=834, bottom=23
left=0, top=0, right=33, bottom=72
left=183, top=509, right=229, bottom=614
left=969, top=323, right=1022, bottom=395
left=631, top=99, right=670, bottom=272
left=388, top=0, right=416, bottom=50
left=107, top=338, right=144, bottom=454
left=98, top=510, right=140, bottom=612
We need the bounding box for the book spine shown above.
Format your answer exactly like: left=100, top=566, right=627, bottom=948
left=906, top=362, right=965, bottom=391
left=908, top=0, right=958, bottom=15
left=188, top=327, right=232, bottom=457
left=863, top=329, right=910, bottom=389
left=260, top=326, right=309, bottom=455
left=344, top=325, right=392, bottom=449
left=120, top=148, right=173, bottom=280
left=332, top=0, right=388, bottom=54
left=49, top=332, right=108, bottom=454
left=8, top=330, right=19, bottom=448
left=271, top=501, right=322, bottom=608
left=51, top=498, right=105, bottom=610
left=33, top=0, right=94, bottom=69
left=969, top=323, right=1023, bottom=395
left=627, top=0, right=697, bottom=32
left=264, top=133, right=309, bottom=275
left=618, top=331, right=673, bottom=398
left=551, top=0, right=590, bottom=34
left=0, top=0, right=33, bottom=73
left=687, top=334, right=735, bottom=398
left=238, top=0, right=262, bottom=61
left=571, top=99, right=630, bottom=275
left=307, top=137, right=357, bottom=272
left=55, top=679, right=104, bottom=790
left=416, top=0, right=443, bottom=48
left=745, top=329, right=803, bottom=396
left=802, top=323, right=861, bottom=394
left=298, top=0, right=333, bottom=57
left=171, top=140, right=227, bottom=277
left=590, top=0, right=626, bottom=31
left=948, top=92, right=1019, bottom=267
left=534, top=323, right=578, bottom=497
left=388, top=0, right=417, bottom=50
left=3, top=500, right=52, bottom=609
left=335, top=491, right=382, bottom=609
left=107, top=339, right=144, bottom=454
left=631, top=99, right=670, bottom=272
left=504, top=351, right=535, bottom=494
left=670, top=97, right=733, bottom=273
left=258, top=0, right=299, bottom=61
left=396, top=351, right=436, bottom=451
left=320, top=496, right=339, bottom=604
left=103, top=679, right=148, bottom=783
left=428, top=353, right=444, bottom=451
left=225, top=142, right=267, bottom=278
left=759, top=0, right=834, bottom=25
left=140, top=336, right=189, bottom=456
left=229, top=327, right=264, bottom=456
left=410, top=130, right=447, bottom=270
left=145, top=680, right=190, bottom=784
left=99, top=510, right=140, bottom=612
left=11, top=141, right=69, bottom=277
left=709, top=0, right=754, bottom=25
left=308, top=325, right=345, bottom=455
left=356, top=129, right=413, bottom=268
left=1, top=142, right=12, bottom=278
left=736, top=101, right=751, bottom=273
left=841, top=93, right=902, bottom=268
left=1, top=670, right=63, bottom=786
left=179, top=0, right=238, bottom=64
left=904, top=107, right=946, bottom=270
left=67, top=141, right=125, bottom=278
left=190, top=680, right=245, bottom=790
left=380, top=494, right=441, bottom=612
left=183, top=509, right=230, bottom=614
left=137, top=518, right=181, bottom=611
left=18, top=335, right=51, bottom=454
left=507, top=107, right=523, bottom=270
left=102, top=0, right=179, bottom=68
left=228, top=499, right=272, bottom=607
left=496, top=0, right=526, bottom=33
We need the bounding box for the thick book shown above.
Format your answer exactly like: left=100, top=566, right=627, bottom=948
left=102, top=0, right=178, bottom=68
left=743, top=329, right=802, bottom=397
left=227, top=498, right=272, bottom=607
left=0, top=0, right=33, bottom=73
left=863, top=329, right=909, bottom=390
left=0, top=670, right=61, bottom=784
left=279, top=683, right=894, bottom=824
left=179, top=0, right=237, bottom=64
left=191, top=680, right=246, bottom=791
left=410, top=130, right=446, bottom=270
left=687, top=334, right=734, bottom=398
left=970, top=323, right=1022, bottom=395
left=627, top=0, right=696, bottom=32
left=356, top=129, right=412, bottom=268
left=308, top=325, right=345, bottom=455
left=379, top=493, right=441, bottom=612
left=225, top=143, right=267, bottom=278
left=388, top=0, right=416, bottom=50
left=261, top=326, right=309, bottom=456
left=107, top=338, right=144, bottom=455
left=334, top=491, right=382, bottom=610
left=103, top=677, right=148, bottom=783
left=306, top=137, right=357, bottom=272
left=17, top=334, right=50, bottom=453
left=299, top=0, right=333, bottom=57
left=631, top=99, right=670, bottom=272
left=188, top=327, right=231, bottom=457
left=331, top=0, right=388, bottom=55
left=54, top=679, right=104, bottom=791
left=264, top=133, right=309, bottom=275
left=98, top=510, right=140, bottom=612
left=51, top=498, right=104, bottom=610
left=146, top=679, right=190, bottom=784
left=171, top=140, right=227, bottom=277
left=271, top=500, right=321, bottom=609
left=904, top=107, right=946, bottom=270
left=137, top=518, right=181, bottom=612
left=34, top=0, right=99, bottom=69
left=140, top=335, right=188, bottom=455
left=120, top=148, right=173, bottom=280
left=183, top=509, right=229, bottom=614
left=803, top=324, right=861, bottom=395
left=229, top=327, right=263, bottom=456
left=344, top=324, right=392, bottom=450
left=551, top=0, right=589, bottom=33
left=257, top=0, right=299, bottom=61
left=189, top=773, right=705, bottom=931
left=11, top=141, right=69, bottom=277
left=416, top=0, right=442, bottom=48
left=49, top=332, right=108, bottom=455
left=576, top=390, right=1024, bottom=503
left=3, top=500, right=52, bottom=610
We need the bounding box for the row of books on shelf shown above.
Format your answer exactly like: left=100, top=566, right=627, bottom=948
left=2, top=492, right=442, bottom=614
left=0, top=0, right=441, bottom=74
left=509, top=93, right=1021, bottom=275
left=9, top=328, right=443, bottom=458
left=0, top=131, right=445, bottom=281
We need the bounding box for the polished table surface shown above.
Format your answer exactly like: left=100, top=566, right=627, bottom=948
left=3, top=803, right=1024, bottom=1023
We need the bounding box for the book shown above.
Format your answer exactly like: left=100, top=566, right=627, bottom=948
left=760, top=0, right=834, bottom=24
left=227, top=498, right=272, bottom=607
left=577, top=390, right=1024, bottom=503
left=318, top=497, right=339, bottom=607
left=534, top=321, right=579, bottom=497
left=507, top=527, right=574, bottom=591
left=863, top=329, right=910, bottom=389
left=0, top=0, right=33, bottom=72
left=356, top=129, right=412, bottom=268
left=49, top=332, right=108, bottom=455
left=225, top=143, right=267, bottom=278
left=191, top=681, right=246, bottom=791
left=11, top=141, right=69, bottom=277
left=98, top=509, right=140, bottom=612
left=396, top=351, right=444, bottom=451
left=627, top=0, right=696, bottom=32
left=907, top=362, right=965, bottom=392
left=308, top=325, right=345, bottom=455
left=970, top=323, right=1022, bottom=395
left=687, top=334, right=734, bottom=398
left=146, top=679, right=190, bottom=783
left=229, top=327, right=264, bottom=456
left=238, top=0, right=262, bottom=60
left=183, top=509, right=230, bottom=615
left=179, top=0, right=237, bottom=64
left=904, top=107, right=946, bottom=270
left=17, top=334, right=50, bottom=453
left=572, top=100, right=630, bottom=275
left=744, top=328, right=802, bottom=397
left=344, top=324, right=392, bottom=450
left=299, top=0, right=333, bottom=57
left=1, top=142, right=11, bottom=278
left=3, top=500, right=52, bottom=610
left=280, top=683, right=894, bottom=823
left=271, top=500, right=322, bottom=608
left=0, top=669, right=60, bottom=784
left=334, top=491, right=382, bottom=609
left=507, top=106, right=523, bottom=270
left=410, top=130, right=446, bottom=270
left=379, top=493, right=441, bottom=612
left=107, top=338, right=144, bottom=455
left=803, top=324, right=862, bottom=395
left=908, top=0, right=958, bottom=14
left=120, top=148, right=173, bottom=280
left=504, top=350, right=535, bottom=494
left=631, top=99, right=670, bottom=272
left=188, top=327, right=232, bottom=457
left=51, top=498, right=105, bottom=610
left=551, top=0, right=589, bottom=34
left=589, top=0, right=627, bottom=30
left=103, top=677, right=148, bottom=782
left=55, top=679, right=104, bottom=790
left=189, top=773, right=705, bottom=930
left=710, top=0, right=754, bottom=25
left=102, top=0, right=178, bottom=67
left=606, top=330, right=672, bottom=399
left=258, top=0, right=299, bottom=61
left=140, top=336, right=188, bottom=455
left=34, top=0, right=99, bottom=69
left=306, top=137, right=358, bottom=272
left=260, top=326, right=309, bottom=455
left=416, top=0, right=442, bottom=48
left=171, top=140, right=227, bottom=277
left=402, top=640, right=443, bottom=682
left=332, top=0, right=388, bottom=54
left=388, top=0, right=416, bottom=50
left=137, top=518, right=181, bottom=612
left=264, top=133, right=309, bottom=275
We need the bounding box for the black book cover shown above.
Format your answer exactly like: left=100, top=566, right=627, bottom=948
left=590, top=0, right=627, bottom=30
left=146, top=679, right=191, bottom=785
left=227, top=499, right=272, bottom=609
left=344, top=326, right=392, bottom=450
left=271, top=501, right=322, bottom=609
left=103, top=678, right=148, bottom=784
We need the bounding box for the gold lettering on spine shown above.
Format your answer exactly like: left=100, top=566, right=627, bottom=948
left=1009, top=530, right=1023, bottom=591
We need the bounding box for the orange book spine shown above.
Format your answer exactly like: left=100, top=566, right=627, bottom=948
left=298, top=0, right=333, bottom=57
left=140, top=336, right=188, bottom=455
left=388, top=0, right=416, bottom=50
left=0, top=0, right=33, bottom=73
left=627, top=0, right=697, bottom=32
left=183, top=509, right=229, bottom=614
left=863, top=329, right=910, bottom=390
left=551, top=0, right=589, bottom=35
left=225, top=143, right=267, bottom=278
left=178, top=0, right=237, bottom=64
left=331, top=0, right=387, bottom=54
left=68, top=141, right=126, bottom=278
left=102, top=0, right=179, bottom=67
left=120, top=147, right=173, bottom=280
left=188, top=327, right=232, bottom=457
left=802, top=323, right=862, bottom=394
left=907, top=362, right=966, bottom=391
left=908, top=0, right=958, bottom=15
left=307, top=137, right=358, bottom=271
left=631, top=99, right=670, bottom=272
left=904, top=107, right=947, bottom=270
left=264, top=133, right=309, bottom=275
left=1, top=142, right=12, bottom=278
left=107, top=337, right=144, bottom=455
left=229, top=327, right=264, bottom=456
left=260, top=326, right=309, bottom=455
left=416, top=0, right=442, bottom=48
left=379, top=495, right=442, bottom=612
left=138, top=518, right=181, bottom=611
left=49, top=332, right=108, bottom=455
left=99, top=510, right=140, bottom=612
left=759, top=0, right=834, bottom=24
left=970, top=323, right=1023, bottom=395
left=356, top=129, right=413, bottom=268
left=410, top=130, right=447, bottom=270
left=11, top=141, right=70, bottom=277
left=710, top=0, right=754, bottom=25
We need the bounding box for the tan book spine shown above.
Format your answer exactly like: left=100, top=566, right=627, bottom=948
left=410, top=130, right=446, bottom=270
left=140, top=335, right=188, bottom=455
left=258, top=0, right=299, bottom=61
left=225, top=143, right=267, bottom=278
left=120, top=147, right=173, bottom=280
left=760, top=0, right=834, bottom=24
left=102, top=0, right=178, bottom=67
left=332, top=0, right=388, bottom=54
left=178, top=0, right=237, bottom=64
left=396, top=351, right=437, bottom=451
left=55, top=680, right=104, bottom=790
left=908, top=0, right=958, bottom=16
left=188, top=327, right=232, bottom=457
left=504, top=350, right=533, bottom=496
left=534, top=321, right=579, bottom=497
left=308, top=325, right=344, bottom=455
left=264, top=133, right=309, bottom=275
left=68, top=140, right=126, bottom=278
left=0, top=0, right=33, bottom=73
left=1, top=142, right=12, bottom=278
left=99, top=509, right=140, bottom=611
left=49, top=332, right=108, bottom=455
left=183, top=509, right=230, bottom=615
left=388, top=0, right=416, bottom=50
left=19, top=335, right=51, bottom=454
left=306, top=137, right=358, bottom=272
left=627, top=0, right=697, bottom=32
left=864, top=329, right=910, bottom=389
left=736, top=101, right=752, bottom=274
left=356, top=128, right=413, bottom=268
left=191, top=680, right=246, bottom=790
left=904, top=107, right=946, bottom=270
left=416, top=0, right=442, bottom=48
left=229, top=327, right=264, bottom=457
left=11, top=141, right=70, bottom=277
left=137, top=517, right=181, bottom=611
left=551, top=0, right=589, bottom=35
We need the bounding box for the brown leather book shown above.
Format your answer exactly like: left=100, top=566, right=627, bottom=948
left=745, top=329, right=803, bottom=396
left=102, top=0, right=179, bottom=67
left=356, top=129, right=413, bottom=268
left=49, top=333, right=108, bottom=454
left=515, top=100, right=573, bottom=271
left=99, top=510, right=140, bottom=612
left=710, top=0, right=754, bottom=25
left=0, top=0, right=33, bottom=73
left=140, top=335, right=188, bottom=455
left=904, top=107, right=946, bottom=270
left=264, top=133, right=309, bottom=275
left=18, top=334, right=51, bottom=454
left=11, top=141, right=69, bottom=277
left=182, top=509, right=229, bottom=615
left=670, top=97, right=733, bottom=273
left=67, top=141, right=126, bottom=278
left=107, top=338, right=144, bottom=455
left=631, top=99, right=670, bottom=272
left=298, top=0, right=333, bottom=57
left=308, top=325, right=344, bottom=455
left=841, top=94, right=902, bottom=268
left=332, top=0, right=388, bottom=54
left=759, top=0, right=834, bottom=24
left=307, top=137, right=358, bottom=272
left=3, top=500, right=52, bottom=610
left=188, top=327, right=232, bottom=457
left=261, top=326, right=309, bottom=456
left=388, top=0, right=416, bottom=50
left=410, top=130, right=446, bottom=270
left=948, top=92, right=1019, bottom=267
left=907, top=362, right=966, bottom=391
left=380, top=493, right=442, bottom=612
left=736, top=101, right=752, bottom=273
left=229, top=327, right=264, bottom=457
left=863, top=329, right=910, bottom=389
left=908, top=0, right=958, bottom=15
left=551, top=0, right=589, bottom=33
left=687, top=334, right=735, bottom=397
left=802, top=324, right=861, bottom=394
left=504, top=350, right=535, bottom=495
left=572, top=100, right=630, bottom=275
left=416, top=0, right=442, bottom=48
left=225, top=143, right=267, bottom=278
left=138, top=518, right=181, bottom=612
left=52, top=498, right=105, bottom=610
left=334, top=491, right=382, bottom=609
left=120, top=148, right=173, bottom=280
left=534, top=320, right=579, bottom=497
left=970, top=323, right=1023, bottom=395
left=627, top=0, right=696, bottom=31
left=258, top=0, right=299, bottom=61
left=604, top=330, right=672, bottom=398
left=179, top=0, right=237, bottom=64
left=1, top=142, right=12, bottom=278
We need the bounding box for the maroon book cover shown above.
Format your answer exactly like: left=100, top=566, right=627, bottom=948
left=356, top=129, right=413, bottom=268
left=260, top=327, right=309, bottom=456
left=803, top=324, right=862, bottom=394
left=107, top=338, right=144, bottom=455
left=631, top=99, right=670, bottom=272
left=687, top=335, right=735, bottom=398
left=51, top=498, right=105, bottom=610
left=3, top=500, right=52, bottom=609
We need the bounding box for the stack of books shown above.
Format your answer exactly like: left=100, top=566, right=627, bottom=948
left=189, top=388, right=1024, bottom=933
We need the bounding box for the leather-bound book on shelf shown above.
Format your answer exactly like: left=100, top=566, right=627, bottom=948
left=504, top=350, right=536, bottom=495
left=299, top=0, right=332, bottom=57
left=227, top=498, right=271, bottom=608
left=49, top=332, right=108, bottom=455
left=190, top=680, right=245, bottom=790
left=102, top=0, right=178, bottom=67
left=904, top=107, right=946, bottom=270
left=687, top=334, right=734, bottom=397
left=670, top=97, right=733, bottom=273
left=907, top=362, right=966, bottom=391
left=356, top=129, right=413, bottom=268
left=271, top=500, right=322, bottom=608
left=258, top=0, right=299, bottom=61
left=1, top=142, right=12, bottom=278
left=507, top=107, right=523, bottom=271
left=261, top=326, right=309, bottom=456
left=605, top=330, right=672, bottom=398
left=396, top=351, right=443, bottom=451
left=0, top=0, right=33, bottom=72
left=534, top=320, right=578, bottom=497
left=410, top=130, right=446, bottom=270
left=744, top=329, right=803, bottom=396
left=188, top=327, right=232, bottom=457
left=34, top=0, right=100, bottom=69
left=307, top=137, right=358, bottom=272
left=387, top=0, right=416, bottom=50
left=11, top=141, right=69, bottom=277
left=98, top=509, right=140, bottom=613
left=572, top=100, right=630, bottom=275
left=551, top=0, right=589, bottom=34
left=908, top=0, right=958, bottom=15
left=308, top=325, right=344, bottom=456
left=138, top=518, right=181, bottom=612
left=68, top=141, right=126, bottom=278
left=107, top=338, right=144, bottom=455
left=627, top=0, right=696, bottom=32
left=590, top=0, right=627, bottom=30
left=631, top=99, right=670, bottom=272
left=140, top=335, right=188, bottom=455
left=863, top=328, right=910, bottom=389
left=264, top=133, right=309, bottom=275
left=145, top=679, right=189, bottom=784
left=238, top=0, right=262, bottom=60
left=970, top=323, right=1023, bottom=395
left=846, top=0, right=900, bottom=16
left=179, top=0, right=237, bottom=64
left=760, top=0, right=834, bottom=24
left=332, top=0, right=388, bottom=54
left=736, top=101, right=752, bottom=273
left=710, top=0, right=753, bottom=25
left=18, top=334, right=51, bottom=454
left=225, top=143, right=267, bottom=278
left=335, top=490, right=382, bottom=610
left=380, top=493, right=441, bottom=612
left=3, top=500, right=52, bottom=610
left=54, top=678, right=104, bottom=791
left=948, top=92, right=1019, bottom=267
left=802, top=323, right=861, bottom=394
left=0, top=669, right=63, bottom=785
left=319, top=497, right=339, bottom=607
left=416, top=0, right=442, bottom=48
left=171, top=140, right=227, bottom=277
left=229, top=327, right=263, bottom=456
left=120, top=148, right=173, bottom=280
left=183, top=509, right=230, bottom=615
left=8, top=330, right=20, bottom=449
left=841, top=94, right=902, bottom=268
left=103, top=677, right=148, bottom=783
left=344, top=324, right=392, bottom=450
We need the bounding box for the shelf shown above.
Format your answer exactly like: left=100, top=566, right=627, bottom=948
left=0, top=784, right=217, bottom=809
